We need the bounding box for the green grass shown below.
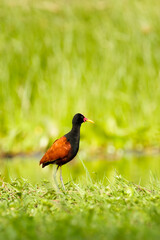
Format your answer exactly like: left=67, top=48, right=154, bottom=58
left=1, top=174, right=160, bottom=240
left=1, top=0, right=160, bottom=153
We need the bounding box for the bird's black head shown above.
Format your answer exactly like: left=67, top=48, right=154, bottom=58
left=72, top=113, right=94, bottom=126
left=72, top=113, right=85, bottom=126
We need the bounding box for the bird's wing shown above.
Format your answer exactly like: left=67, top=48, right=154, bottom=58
left=39, top=136, right=71, bottom=166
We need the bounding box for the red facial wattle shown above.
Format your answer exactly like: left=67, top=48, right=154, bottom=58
left=83, top=117, right=88, bottom=122
left=83, top=117, right=94, bottom=124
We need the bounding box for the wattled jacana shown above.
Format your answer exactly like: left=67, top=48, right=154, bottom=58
left=39, top=113, right=94, bottom=189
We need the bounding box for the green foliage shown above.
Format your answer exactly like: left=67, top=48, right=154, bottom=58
left=0, top=0, right=160, bottom=153
left=0, top=175, right=160, bottom=240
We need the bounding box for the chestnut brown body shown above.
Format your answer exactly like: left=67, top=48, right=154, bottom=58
left=40, top=136, right=73, bottom=167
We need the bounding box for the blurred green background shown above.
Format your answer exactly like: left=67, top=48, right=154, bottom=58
left=1, top=0, right=160, bottom=153
left=0, top=0, right=160, bottom=184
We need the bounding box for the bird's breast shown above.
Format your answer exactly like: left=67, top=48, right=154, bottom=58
left=71, top=144, right=79, bottom=158
left=64, top=129, right=80, bottom=162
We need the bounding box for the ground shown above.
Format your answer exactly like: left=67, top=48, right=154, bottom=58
left=1, top=174, right=160, bottom=240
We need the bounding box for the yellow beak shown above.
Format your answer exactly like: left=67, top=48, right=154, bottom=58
left=86, top=119, right=94, bottom=124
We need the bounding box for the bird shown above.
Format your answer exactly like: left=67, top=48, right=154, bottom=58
left=39, top=113, right=94, bottom=189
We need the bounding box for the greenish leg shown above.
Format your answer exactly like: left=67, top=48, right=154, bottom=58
left=53, top=165, right=59, bottom=189
left=60, top=166, right=65, bottom=190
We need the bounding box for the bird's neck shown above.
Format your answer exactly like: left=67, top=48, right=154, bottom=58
left=65, top=124, right=81, bottom=144
left=71, top=124, right=81, bottom=134
left=71, top=124, right=81, bottom=135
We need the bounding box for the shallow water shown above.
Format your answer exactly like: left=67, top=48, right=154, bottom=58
left=1, top=154, right=160, bottom=187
